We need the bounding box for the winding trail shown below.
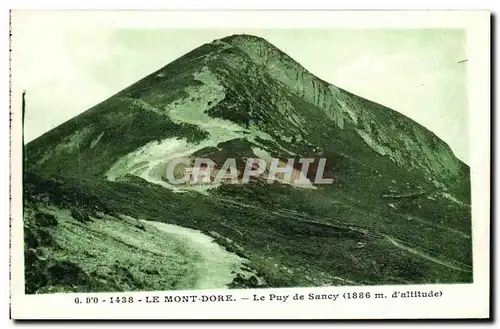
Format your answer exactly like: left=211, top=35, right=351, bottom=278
left=383, top=235, right=472, bottom=273
left=141, top=220, right=248, bottom=289
left=213, top=195, right=472, bottom=274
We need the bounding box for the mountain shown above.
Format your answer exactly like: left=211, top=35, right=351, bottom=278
left=23, top=34, right=472, bottom=294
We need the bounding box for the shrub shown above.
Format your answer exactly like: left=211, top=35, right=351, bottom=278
left=34, top=212, right=58, bottom=227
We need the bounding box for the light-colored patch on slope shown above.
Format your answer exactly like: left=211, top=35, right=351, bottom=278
left=106, top=66, right=300, bottom=191
left=90, top=132, right=105, bottom=149
left=165, top=65, right=294, bottom=154
left=439, top=192, right=468, bottom=207
left=36, top=127, right=93, bottom=166
left=165, top=66, right=246, bottom=142
left=251, top=147, right=272, bottom=160
left=355, top=128, right=404, bottom=165
left=106, top=137, right=222, bottom=193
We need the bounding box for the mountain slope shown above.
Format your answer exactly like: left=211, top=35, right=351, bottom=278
left=23, top=34, right=472, bottom=293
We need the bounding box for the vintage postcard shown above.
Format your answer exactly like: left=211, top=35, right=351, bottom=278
left=9, top=10, right=491, bottom=320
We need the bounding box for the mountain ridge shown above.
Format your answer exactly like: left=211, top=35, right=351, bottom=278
left=23, top=33, right=472, bottom=293
left=27, top=34, right=467, bottom=183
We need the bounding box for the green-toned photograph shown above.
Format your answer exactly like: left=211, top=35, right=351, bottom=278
left=16, top=23, right=472, bottom=294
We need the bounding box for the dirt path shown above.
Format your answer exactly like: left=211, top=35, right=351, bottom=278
left=384, top=235, right=472, bottom=273
left=141, top=220, right=247, bottom=289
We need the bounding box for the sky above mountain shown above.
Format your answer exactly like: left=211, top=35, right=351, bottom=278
left=11, top=15, right=468, bottom=162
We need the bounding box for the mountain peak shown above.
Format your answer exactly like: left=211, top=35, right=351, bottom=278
left=219, top=33, right=270, bottom=44
left=24, top=32, right=472, bottom=291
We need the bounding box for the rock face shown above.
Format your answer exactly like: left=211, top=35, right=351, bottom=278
left=24, top=34, right=472, bottom=293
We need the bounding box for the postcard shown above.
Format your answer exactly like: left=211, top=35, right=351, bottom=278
left=9, top=9, right=491, bottom=320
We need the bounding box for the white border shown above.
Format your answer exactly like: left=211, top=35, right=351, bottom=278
left=9, top=10, right=491, bottom=320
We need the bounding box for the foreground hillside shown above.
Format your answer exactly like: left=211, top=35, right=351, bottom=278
left=23, top=34, right=472, bottom=293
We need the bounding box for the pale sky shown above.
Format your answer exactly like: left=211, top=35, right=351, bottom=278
left=11, top=15, right=468, bottom=163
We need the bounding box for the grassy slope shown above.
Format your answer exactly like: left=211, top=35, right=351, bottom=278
left=23, top=36, right=472, bottom=292
left=24, top=167, right=471, bottom=292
